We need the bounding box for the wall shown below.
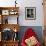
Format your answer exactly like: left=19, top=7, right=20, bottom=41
left=18, top=0, right=44, bottom=26
left=0, top=0, right=44, bottom=44
left=0, top=0, right=44, bottom=26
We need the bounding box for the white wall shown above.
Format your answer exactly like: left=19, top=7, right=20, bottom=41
left=18, top=0, right=44, bottom=26
left=0, top=0, right=44, bottom=26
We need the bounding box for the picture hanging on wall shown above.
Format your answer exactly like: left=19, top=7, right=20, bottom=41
left=25, top=7, right=36, bottom=20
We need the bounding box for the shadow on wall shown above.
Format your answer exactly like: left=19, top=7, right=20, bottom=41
left=18, top=26, right=44, bottom=44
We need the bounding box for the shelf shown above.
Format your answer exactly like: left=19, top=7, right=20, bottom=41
left=0, top=24, right=20, bottom=32
left=0, top=7, right=19, bottom=16
left=0, top=7, right=19, bottom=24
left=2, top=40, right=19, bottom=43
left=0, top=7, right=19, bottom=46
left=1, top=40, right=19, bottom=46
left=0, top=7, right=19, bottom=10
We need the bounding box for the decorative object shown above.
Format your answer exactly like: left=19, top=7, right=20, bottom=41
left=25, top=7, right=36, bottom=20
left=14, top=28, right=17, bottom=32
left=2, top=10, right=9, bottom=15
left=9, top=10, right=18, bottom=15
left=21, top=28, right=41, bottom=46
left=25, top=36, right=38, bottom=46
left=13, top=32, right=18, bottom=41
left=0, top=7, right=19, bottom=46
left=5, top=18, right=8, bottom=24
left=15, top=0, right=17, bottom=7
left=2, top=28, right=13, bottom=41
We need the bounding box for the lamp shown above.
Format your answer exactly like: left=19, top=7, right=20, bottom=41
left=14, top=28, right=17, bottom=32
left=13, top=28, right=19, bottom=41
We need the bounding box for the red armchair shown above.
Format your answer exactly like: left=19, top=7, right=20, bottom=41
left=21, top=28, right=41, bottom=46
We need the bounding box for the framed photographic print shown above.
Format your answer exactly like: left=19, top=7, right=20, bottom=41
left=25, top=7, right=36, bottom=20
left=2, top=10, right=9, bottom=15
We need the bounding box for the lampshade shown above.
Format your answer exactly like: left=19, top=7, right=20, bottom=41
left=13, top=28, right=17, bottom=32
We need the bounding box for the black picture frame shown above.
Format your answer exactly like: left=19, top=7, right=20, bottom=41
left=25, top=7, right=36, bottom=20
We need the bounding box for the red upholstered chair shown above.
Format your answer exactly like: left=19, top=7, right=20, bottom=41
left=21, top=28, right=41, bottom=46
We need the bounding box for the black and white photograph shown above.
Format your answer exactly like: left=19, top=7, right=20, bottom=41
left=25, top=7, right=36, bottom=20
